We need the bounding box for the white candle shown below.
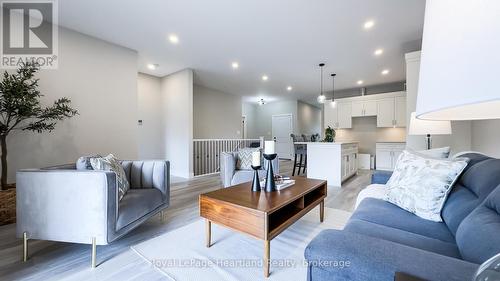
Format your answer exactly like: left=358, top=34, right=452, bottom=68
left=264, top=141, right=275, bottom=154
left=252, top=151, right=261, bottom=167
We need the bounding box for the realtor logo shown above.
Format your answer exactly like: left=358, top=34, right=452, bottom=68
left=1, top=0, right=58, bottom=68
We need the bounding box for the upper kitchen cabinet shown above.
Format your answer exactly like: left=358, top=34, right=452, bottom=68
left=323, top=91, right=406, bottom=129
left=324, top=102, right=339, bottom=129
left=337, top=102, right=352, bottom=128
left=324, top=101, right=352, bottom=129
left=377, top=97, right=395, bottom=127
left=377, top=95, right=407, bottom=128
left=351, top=100, right=377, bottom=117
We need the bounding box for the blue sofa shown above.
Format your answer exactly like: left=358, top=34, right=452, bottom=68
left=305, top=153, right=500, bottom=281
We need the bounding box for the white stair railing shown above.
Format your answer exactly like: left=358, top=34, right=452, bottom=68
left=193, top=138, right=260, bottom=176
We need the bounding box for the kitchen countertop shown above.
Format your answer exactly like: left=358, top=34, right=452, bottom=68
left=294, top=141, right=359, bottom=145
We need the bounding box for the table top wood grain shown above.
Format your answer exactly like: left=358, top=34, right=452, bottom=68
left=199, top=177, right=326, bottom=213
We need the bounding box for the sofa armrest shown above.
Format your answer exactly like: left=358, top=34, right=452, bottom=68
left=305, top=230, right=478, bottom=281
left=220, top=152, right=236, bottom=187
left=16, top=170, right=117, bottom=245
left=371, top=170, right=393, bottom=184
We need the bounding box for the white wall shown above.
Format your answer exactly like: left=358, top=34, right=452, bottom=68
left=242, top=102, right=257, bottom=139
left=193, top=85, right=242, bottom=139
left=253, top=100, right=298, bottom=140
left=160, top=69, right=193, bottom=178
left=137, top=73, right=163, bottom=159
left=405, top=51, right=471, bottom=154
left=471, top=120, right=500, bottom=158
left=6, top=27, right=139, bottom=182
left=335, top=117, right=406, bottom=155
left=297, top=101, right=321, bottom=136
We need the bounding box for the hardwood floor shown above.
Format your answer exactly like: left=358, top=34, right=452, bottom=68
left=0, top=160, right=372, bottom=281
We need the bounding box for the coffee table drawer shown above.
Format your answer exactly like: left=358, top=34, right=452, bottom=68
left=200, top=196, right=266, bottom=239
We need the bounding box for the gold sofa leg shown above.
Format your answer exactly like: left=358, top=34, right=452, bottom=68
left=23, top=232, right=28, bottom=262
left=91, top=237, right=96, bottom=268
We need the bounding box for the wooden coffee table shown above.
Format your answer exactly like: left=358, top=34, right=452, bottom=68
left=199, top=177, right=327, bottom=277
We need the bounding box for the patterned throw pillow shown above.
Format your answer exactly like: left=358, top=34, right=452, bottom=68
left=384, top=150, right=469, bottom=222
left=76, top=154, right=102, bottom=170
left=90, top=154, right=130, bottom=201
left=236, top=148, right=261, bottom=170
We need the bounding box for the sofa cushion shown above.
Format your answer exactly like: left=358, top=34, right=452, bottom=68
left=345, top=219, right=461, bottom=258
left=455, top=185, right=500, bottom=264
left=352, top=198, right=455, bottom=243
left=442, top=155, right=500, bottom=235
left=231, top=169, right=266, bottom=186
left=304, top=229, right=478, bottom=281
left=116, top=189, right=163, bottom=230
left=371, top=171, right=392, bottom=185
left=417, top=146, right=451, bottom=159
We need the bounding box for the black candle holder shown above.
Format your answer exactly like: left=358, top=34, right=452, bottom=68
left=251, top=165, right=261, bottom=192
left=263, top=153, right=277, bottom=192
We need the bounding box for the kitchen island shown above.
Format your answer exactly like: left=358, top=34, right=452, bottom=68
left=295, top=142, right=358, bottom=187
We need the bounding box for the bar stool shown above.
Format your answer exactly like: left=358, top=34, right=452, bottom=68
left=291, top=134, right=307, bottom=176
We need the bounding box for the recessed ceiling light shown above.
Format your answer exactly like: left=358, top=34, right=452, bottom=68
left=262, top=75, right=268, bottom=81
left=364, top=20, right=375, bottom=29
left=374, top=49, right=383, bottom=56
left=147, top=63, right=158, bottom=70
left=231, top=62, right=239, bottom=69
left=381, top=69, right=390, bottom=75
left=287, top=86, right=293, bottom=91
left=357, top=80, right=364, bottom=85
left=168, top=34, right=179, bottom=44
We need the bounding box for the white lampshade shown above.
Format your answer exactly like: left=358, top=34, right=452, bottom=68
left=416, top=0, right=500, bottom=121
left=409, top=112, right=451, bottom=135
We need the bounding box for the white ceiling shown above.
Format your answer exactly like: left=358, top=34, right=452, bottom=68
left=58, top=0, right=425, bottom=103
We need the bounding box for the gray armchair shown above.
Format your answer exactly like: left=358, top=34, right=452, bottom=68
left=220, top=152, right=279, bottom=188
left=16, top=160, right=170, bottom=268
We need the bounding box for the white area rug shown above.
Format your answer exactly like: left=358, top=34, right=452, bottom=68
left=131, top=207, right=351, bottom=281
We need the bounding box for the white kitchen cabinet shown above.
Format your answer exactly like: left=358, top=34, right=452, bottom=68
left=322, top=91, right=406, bottom=130
left=325, top=102, right=351, bottom=129
left=337, top=102, right=352, bottom=128
left=341, top=143, right=358, bottom=181
left=377, top=98, right=395, bottom=127
left=395, top=96, right=407, bottom=127
left=377, top=96, right=406, bottom=128
left=307, top=142, right=358, bottom=186
left=351, top=100, right=377, bottom=117
left=376, top=142, right=406, bottom=171
left=364, top=100, right=377, bottom=116
left=324, top=103, right=339, bottom=129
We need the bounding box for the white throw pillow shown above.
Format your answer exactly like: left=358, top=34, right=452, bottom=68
left=384, top=150, right=469, bottom=222
left=417, top=146, right=451, bottom=159
left=90, top=154, right=130, bottom=201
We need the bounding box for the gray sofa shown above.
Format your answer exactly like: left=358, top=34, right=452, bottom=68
left=305, top=153, right=500, bottom=281
left=16, top=160, right=170, bottom=267
left=220, top=151, right=279, bottom=187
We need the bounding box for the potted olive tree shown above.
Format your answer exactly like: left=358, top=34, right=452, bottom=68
left=0, top=62, right=77, bottom=224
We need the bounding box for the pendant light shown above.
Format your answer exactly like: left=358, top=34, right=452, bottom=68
left=317, top=63, right=326, bottom=103
left=330, top=73, right=337, bottom=108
